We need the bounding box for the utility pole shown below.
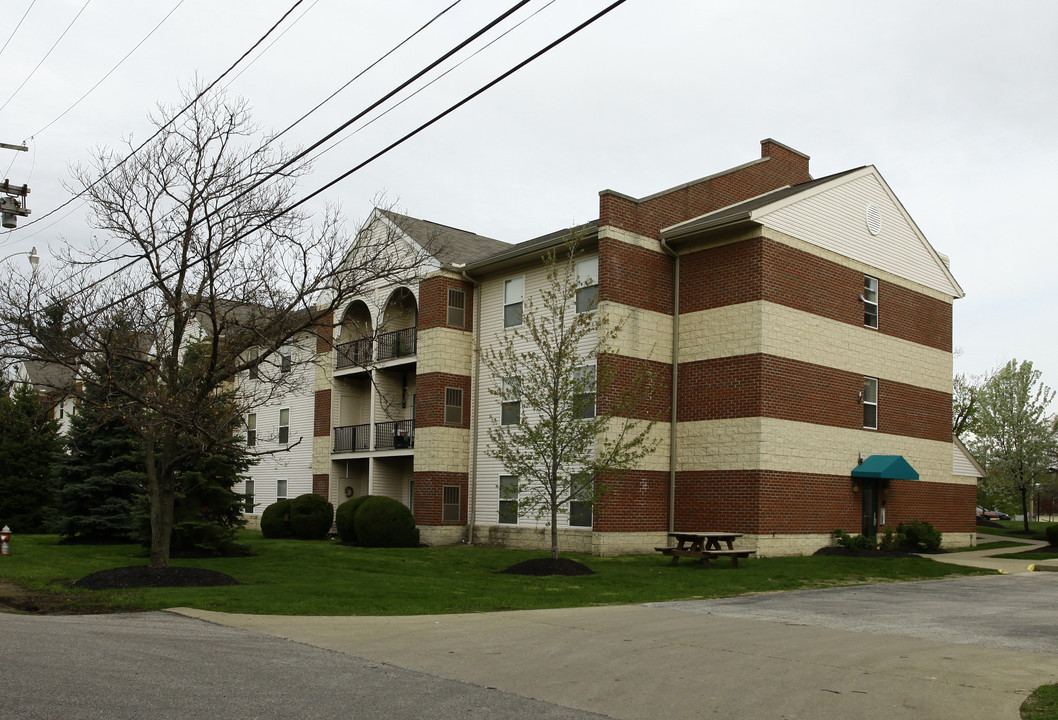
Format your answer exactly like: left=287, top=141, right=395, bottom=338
left=0, top=141, right=30, bottom=229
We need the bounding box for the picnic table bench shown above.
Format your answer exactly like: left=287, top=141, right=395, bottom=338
left=655, top=531, right=756, bottom=568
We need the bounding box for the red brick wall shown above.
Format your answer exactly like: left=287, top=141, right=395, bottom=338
left=314, top=389, right=331, bottom=438
left=598, top=237, right=674, bottom=314
left=413, top=471, right=468, bottom=526
left=418, top=276, right=476, bottom=332
left=598, top=354, right=671, bottom=421
left=677, top=354, right=951, bottom=442
left=598, top=141, right=811, bottom=238
left=674, top=470, right=974, bottom=535
left=593, top=470, right=669, bottom=532
left=312, top=473, right=329, bottom=497
left=315, top=312, right=334, bottom=354
left=681, top=237, right=952, bottom=351
left=415, top=372, right=472, bottom=428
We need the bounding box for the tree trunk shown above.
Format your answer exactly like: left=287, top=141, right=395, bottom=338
left=145, top=439, right=175, bottom=569
left=1021, top=487, right=1030, bottom=534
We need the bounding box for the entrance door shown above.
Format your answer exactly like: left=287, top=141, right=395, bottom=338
left=861, top=479, right=879, bottom=537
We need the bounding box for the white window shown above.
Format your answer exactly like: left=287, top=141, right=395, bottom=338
left=863, top=276, right=878, bottom=329
left=246, top=413, right=257, bottom=447
left=244, top=479, right=255, bottom=513
left=248, top=347, right=260, bottom=380
left=276, top=478, right=288, bottom=501
left=501, top=376, right=520, bottom=425
left=499, top=475, right=518, bottom=524
left=574, top=365, right=596, bottom=419
left=279, top=346, right=292, bottom=374
left=442, top=486, right=460, bottom=523
left=447, top=288, right=466, bottom=328
left=575, top=256, right=599, bottom=313
left=569, top=473, right=593, bottom=527
left=862, top=377, right=878, bottom=430
left=278, top=408, right=290, bottom=444
left=444, top=388, right=463, bottom=426
left=503, top=276, right=524, bottom=328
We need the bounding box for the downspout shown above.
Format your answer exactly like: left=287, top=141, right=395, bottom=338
left=659, top=237, right=679, bottom=534
left=460, top=267, right=482, bottom=545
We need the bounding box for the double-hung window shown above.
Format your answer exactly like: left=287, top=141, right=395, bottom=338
left=569, top=473, right=593, bottom=527
left=575, top=256, right=599, bottom=313
left=279, top=346, right=293, bottom=374
left=444, top=387, right=463, bottom=426
left=574, top=365, right=596, bottom=419
left=278, top=408, right=290, bottom=444
left=863, top=276, right=878, bottom=329
left=247, top=347, right=260, bottom=380
left=447, top=288, right=466, bottom=328
left=244, top=479, right=255, bottom=513
left=499, top=475, right=519, bottom=524
left=504, top=276, right=524, bottom=328
left=862, top=377, right=878, bottom=429
left=501, top=376, right=521, bottom=425
left=276, top=478, right=288, bottom=501
left=442, top=486, right=461, bottom=523
left=246, top=413, right=257, bottom=447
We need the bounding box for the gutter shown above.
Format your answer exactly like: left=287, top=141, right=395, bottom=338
left=458, top=265, right=482, bottom=545
left=658, top=237, right=679, bottom=534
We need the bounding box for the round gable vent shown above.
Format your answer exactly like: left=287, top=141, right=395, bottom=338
left=866, top=203, right=882, bottom=236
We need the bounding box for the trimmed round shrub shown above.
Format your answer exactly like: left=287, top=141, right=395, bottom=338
left=1045, top=524, right=1058, bottom=548
left=898, top=520, right=942, bottom=551
left=335, top=495, right=373, bottom=544
left=289, top=493, right=334, bottom=540
left=352, top=495, right=420, bottom=548
left=260, top=499, right=293, bottom=538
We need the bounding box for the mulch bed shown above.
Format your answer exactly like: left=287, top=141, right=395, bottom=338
left=73, top=566, right=240, bottom=590
left=813, top=546, right=923, bottom=559
left=495, top=558, right=596, bottom=576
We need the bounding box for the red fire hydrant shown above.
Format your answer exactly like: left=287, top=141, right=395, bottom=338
left=0, top=526, right=11, bottom=556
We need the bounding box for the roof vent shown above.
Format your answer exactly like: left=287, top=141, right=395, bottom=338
left=866, top=203, right=882, bottom=236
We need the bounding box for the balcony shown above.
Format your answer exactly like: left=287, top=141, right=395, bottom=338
left=335, top=327, right=416, bottom=369
left=333, top=419, right=414, bottom=453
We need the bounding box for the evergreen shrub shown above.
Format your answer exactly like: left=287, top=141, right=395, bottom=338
left=898, top=520, right=942, bottom=551
left=1045, top=524, right=1058, bottom=547
left=352, top=495, right=420, bottom=548
left=289, top=493, right=334, bottom=540
left=335, top=495, right=373, bottom=544
left=261, top=499, right=293, bottom=538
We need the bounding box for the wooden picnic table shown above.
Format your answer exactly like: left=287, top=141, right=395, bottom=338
left=655, top=531, right=756, bottom=568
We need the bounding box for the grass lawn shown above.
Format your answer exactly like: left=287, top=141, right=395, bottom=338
left=978, top=520, right=1055, bottom=542
left=0, top=532, right=992, bottom=616
left=1022, top=683, right=1058, bottom=720
left=951, top=540, right=1025, bottom=553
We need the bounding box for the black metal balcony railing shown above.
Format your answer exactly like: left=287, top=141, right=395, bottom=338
left=333, top=423, right=370, bottom=452
left=377, top=327, right=416, bottom=361
left=336, top=337, right=373, bottom=369
left=333, top=420, right=414, bottom=453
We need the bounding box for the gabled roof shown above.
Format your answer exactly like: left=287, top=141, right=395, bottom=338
left=381, top=210, right=509, bottom=267
left=466, top=220, right=599, bottom=273
left=18, top=359, right=76, bottom=393
left=660, top=166, right=964, bottom=299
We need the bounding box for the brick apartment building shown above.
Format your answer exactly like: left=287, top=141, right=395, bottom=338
left=240, top=138, right=980, bottom=556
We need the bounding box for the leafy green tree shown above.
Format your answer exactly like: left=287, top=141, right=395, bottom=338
left=953, top=371, right=988, bottom=438
left=0, top=381, right=63, bottom=532
left=479, top=239, right=657, bottom=560
left=971, top=359, right=1057, bottom=532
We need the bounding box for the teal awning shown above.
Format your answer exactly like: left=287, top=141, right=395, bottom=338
left=852, top=455, right=919, bottom=480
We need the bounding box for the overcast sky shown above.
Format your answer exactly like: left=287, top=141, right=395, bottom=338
left=1, top=0, right=1054, bottom=395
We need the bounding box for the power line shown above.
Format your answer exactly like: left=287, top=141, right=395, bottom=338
left=39, top=0, right=630, bottom=326
left=6, top=0, right=307, bottom=235
left=0, top=0, right=37, bottom=62
left=28, top=0, right=187, bottom=140
left=0, top=0, right=93, bottom=116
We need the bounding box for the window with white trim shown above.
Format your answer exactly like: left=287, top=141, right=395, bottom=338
left=246, top=413, right=257, bottom=447
left=444, top=387, right=463, bottom=426
left=248, top=347, right=260, bottom=380
left=574, top=365, right=596, bottom=419
left=503, top=276, right=524, bottom=328
left=501, top=376, right=520, bottom=425
left=863, top=276, right=878, bottom=329
left=499, top=475, right=518, bottom=524
left=244, top=479, right=255, bottom=513
left=276, top=478, right=288, bottom=501
left=862, top=377, right=878, bottom=430
left=575, top=256, right=599, bottom=313
left=569, top=473, right=593, bottom=527
left=447, top=288, right=466, bottom=328
left=278, top=408, right=290, bottom=444
left=442, top=486, right=461, bottom=523
left=280, top=346, right=292, bottom=374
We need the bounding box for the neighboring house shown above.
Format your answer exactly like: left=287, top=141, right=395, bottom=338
left=13, top=360, right=78, bottom=434
left=237, top=138, right=974, bottom=555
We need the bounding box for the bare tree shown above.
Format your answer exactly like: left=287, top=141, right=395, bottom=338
left=479, top=238, right=657, bottom=560
left=0, top=84, right=429, bottom=567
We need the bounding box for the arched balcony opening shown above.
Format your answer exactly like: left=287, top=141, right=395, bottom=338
left=336, top=300, right=373, bottom=369
left=378, top=287, right=417, bottom=360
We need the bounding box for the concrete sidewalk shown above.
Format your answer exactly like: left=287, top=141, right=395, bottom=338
left=928, top=532, right=1054, bottom=574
